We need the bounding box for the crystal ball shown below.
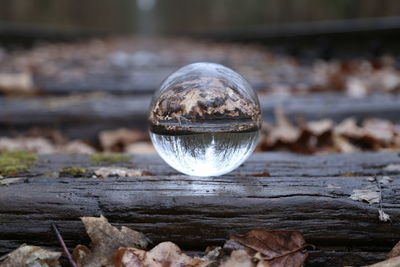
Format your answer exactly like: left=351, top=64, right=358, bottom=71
left=148, top=62, right=261, bottom=176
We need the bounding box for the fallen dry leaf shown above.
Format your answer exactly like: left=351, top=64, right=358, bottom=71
left=219, top=249, right=266, bottom=267
left=307, top=119, right=333, bottom=136
left=346, top=77, right=367, bottom=98
left=125, top=142, right=156, bottom=154
left=200, top=246, right=223, bottom=263
left=384, top=164, right=400, bottom=172
left=0, top=72, right=34, bottom=95
left=0, top=244, right=61, bottom=267
left=387, top=241, right=400, bottom=259
left=225, top=230, right=309, bottom=267
left=332, top=134, right=360, bottom=153
left=258, top=109, right=400, bottom=154
left=349, top=185, right=380, bottom=204
left=378, top=209, right=391, bottom=222
left=334, top=118, right=364, bottom=138
left=94, top=167, right=152, bottom=178
left=0, top=177, right=21, bottom=186
left=73, top=216, right=150, bottom=267
left=363, top=119, right=395, bottom=145
left=114, top=242, right=206, bottom=267
left=99, top=128, right=148, bottom=152
left=0, top=137, right=55, bottom=153
left=60, top=140, right=96, bottom=154
left=364, top=256, right=400, bottom=267
left=357, top=240, right=400, bottom=267
left=266, top=108, right=301, bottom=145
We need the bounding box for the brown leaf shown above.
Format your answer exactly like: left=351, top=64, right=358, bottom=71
left=0, top=244, right=61, bottom=267
left=73, top=216, right=150, bottom=267
left=268, top=108, right=301, bottom=144
left=334, top=118, right=364, bottom=138
left=226, top=230, right=309, bottom=267
left=219, top=249, right=267, bottom=267
left=332, top=134, right=360, bottom=153
left=60, top=140, right=96, bottom=154
left=125, top=142, right=156, bottom=154
left=388, top=241, right=400, bottom=259
left=0, top=72, right=35, bottom=95
left=306, top=119, right=333, bottom=136
left=113, top=242, right=206, bottom=267
left=0, top=137, right=55, bottom=153
left=72, top=245, right=91, bottom=267
left=346, top=77, right=367, bottom=98
left=363, top=119, right=395, bottom=145
left=99, top=128, right=148, bottom=152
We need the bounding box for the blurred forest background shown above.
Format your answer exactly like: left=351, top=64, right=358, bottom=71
left=3, top=0, right=400, bottom=57
left=1, top=0, right=400, bottom=155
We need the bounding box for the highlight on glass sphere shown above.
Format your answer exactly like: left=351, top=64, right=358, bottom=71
left=148, top=62, right=261, bottom=176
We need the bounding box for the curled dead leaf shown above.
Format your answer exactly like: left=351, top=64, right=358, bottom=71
left=0, top=244, right=61, bottom=267
left=113, top=242, right=206, bottom=267
left=60, top=140, right=96, bottom=154
left=73, top=216, right=151, bottom=267
left=349, top=185, right=380, bottom=204
left=363, top=119, right=395, bottom=145
left=0, top=72, right=34, bottom=95
left=307, top=119, right=333, bottom=136
left=125, top=142, right=155, bottom=154
left=364, top=256, right=400, bottom=267
left=267, top=108, right=301, bottom=145
left=387, top=241, right=400, bottom=259
left=0, top=137, right=55, bottom=153
left=225, top=229, right=310, bottom=267
left=219, top=249, right=267, bottom=267
left=99, top=128, right=148, bottom=152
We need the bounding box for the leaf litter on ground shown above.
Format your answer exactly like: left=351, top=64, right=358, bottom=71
left=2, top=216, right=400, bottom=267
left=0, top=216, right=313, bottom=267
left=2, top=113, right=400, bottom=156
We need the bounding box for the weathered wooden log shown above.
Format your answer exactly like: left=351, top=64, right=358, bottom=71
left=33, top=68, right=177, bottom=95
left=0, top=152, right=399, bottom=266
left=1, top=93, right=400, bottom=140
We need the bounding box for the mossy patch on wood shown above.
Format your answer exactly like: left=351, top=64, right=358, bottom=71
left=59, top=166, right=90, bottom=177
left=0, top=151, right=38, bottom=176
left=90, top=153, right=130, bottom=165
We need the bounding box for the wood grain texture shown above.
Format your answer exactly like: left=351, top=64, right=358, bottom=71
left=0, top=152, right=399, bottom=266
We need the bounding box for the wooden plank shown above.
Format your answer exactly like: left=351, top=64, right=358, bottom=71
left=0, top=152, right=399, bottom=267
left=33, top=68, right=176, bottom=95
left=1, top=93, right=400, bottom=140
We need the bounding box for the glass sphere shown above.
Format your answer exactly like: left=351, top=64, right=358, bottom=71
left=148, top=62, right=261, bottom=176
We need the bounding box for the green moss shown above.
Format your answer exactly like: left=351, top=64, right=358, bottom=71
left=59, top=166, right=89, bottom=177
left=0, top=151, right=38, bottom=176
left=90, top=153, right=130, bottom=165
